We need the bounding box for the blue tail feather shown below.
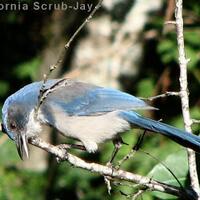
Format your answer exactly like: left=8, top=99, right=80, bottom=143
left=120, top=111, right=200, bottom=152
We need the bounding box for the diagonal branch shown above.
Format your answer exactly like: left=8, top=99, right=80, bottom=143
left=140, top=91, right=180, bottom=101
left=35, top=0, right=103, bottom=114
left=29, top=136, right=196, bottom=200
left=174, top=0, right=200, bottom=197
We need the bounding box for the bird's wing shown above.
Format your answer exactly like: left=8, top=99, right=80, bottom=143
left=41, top=80, right=155, bottom=119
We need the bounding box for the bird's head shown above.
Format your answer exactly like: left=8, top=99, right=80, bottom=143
left=1, top=99, right=30, bottom=159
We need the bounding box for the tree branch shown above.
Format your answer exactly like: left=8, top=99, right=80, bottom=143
left=35, top=0, right=103, bottom=114
left=140, top=91, right=180, bottom=101
left=29, top=136, right=196, bottom=200
left=175, top=0, right=200, bottom=196
left=192, top=119, right=200, bottom=124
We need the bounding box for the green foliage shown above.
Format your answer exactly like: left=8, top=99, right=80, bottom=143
left=184, top=31, right=200, bottom=70
left=158, top=36, right=178, bottom=64
left=158, top=31, right=200, bottom=70
left=0, top=140, right=45, bottom=200
left=0, top=140, right=19, bottom=164
left=0, top=81, right=9, bottom=97
left=149, top=150, right=188, bottom=199
left=136, top=78, right=154, bottom=97
left=0, top=168, right=45, bottom=200
left=13, top=58, right=41, bottom=80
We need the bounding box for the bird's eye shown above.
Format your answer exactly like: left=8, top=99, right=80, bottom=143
left=10, top=122, right=16, bottom=130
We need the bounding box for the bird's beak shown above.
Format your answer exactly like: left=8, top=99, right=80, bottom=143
left=15, top=134, right=29, bottom=160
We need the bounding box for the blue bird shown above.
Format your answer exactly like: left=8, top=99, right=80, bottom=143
left=1, top=78, right=200, bottom=159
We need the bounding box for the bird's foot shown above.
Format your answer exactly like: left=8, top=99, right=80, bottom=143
left=108, top=136, right=128, bottom=164
left=56, top=143, right=86, bottom=151
left=55, top=144, right=70, bottom=163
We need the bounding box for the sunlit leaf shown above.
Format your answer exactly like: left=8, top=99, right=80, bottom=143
left=137, top=78, right=154, bottom=97
left=13, top=57, right=40, bottom=80
left=0, top=81, right=9, bottom=97
left=148, top=150, right=188, bottom=199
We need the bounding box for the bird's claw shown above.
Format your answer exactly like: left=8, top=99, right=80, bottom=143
left=56, top=144, right=69, bottom=163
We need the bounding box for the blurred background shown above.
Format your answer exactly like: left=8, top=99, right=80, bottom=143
left=0, top=0, right=200, bottom=199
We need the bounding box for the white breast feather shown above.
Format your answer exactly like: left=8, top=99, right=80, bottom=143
left=26, top=110, right=43, bottom=138
left=46, top=110, right=130, bottom=153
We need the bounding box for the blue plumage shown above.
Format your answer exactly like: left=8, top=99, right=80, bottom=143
left=2, top=78, right=200, bottom=159
left=47, top=87, right=155, bottom=116
left=120, top=111, right=200, bottom=152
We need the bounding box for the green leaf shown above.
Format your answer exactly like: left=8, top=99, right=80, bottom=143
left=157, top=39, right=177, bottom=64
left=13, top=57, right=41, bottom=80
left=185, top=47, right=199, bottom=70
left=185, top=32, right=200, bottom=48
left=158, top=40, right=175, bottom=54
left=0, top=81, right=9, bottom=97
left=137, top=78, right=154, bottom=97
left=148, top=150, right=188, bottom=199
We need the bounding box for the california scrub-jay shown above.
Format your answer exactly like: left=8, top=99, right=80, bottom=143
left=1, top=78, right=200, bottom=159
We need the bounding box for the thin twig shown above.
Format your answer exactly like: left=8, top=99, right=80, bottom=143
left=140, top=91, right=180, bottom=101
left=192, top=119, right=200, bottom=124
left=120, top=189, right=146, bottom=199
left=165, top=21, right=176, bottom=25
left=116, top=138, right=184, bottom=191
left=117, top=148, right=137, bottom=169
left=113, top=180, right=148, bottom=199
left=140, top=150, right=184, bottom=189
left=132, top=190, right=145, bottom=200
left=117, top=132, right=146, bottom=168
left=113, top=180, right=147, bottom=198
left=112, top=181, right=142, bottom=189
left=29, top=136, right=197, bottom=199
left=35, top=0, right=103, bottom=114
left=65, top=0, right=103, bottom=49
left=104, top=176, right=112, bottom=195
left=175, top=0, right=200, bottom=196
left=35, top=79, right=70, bottom=115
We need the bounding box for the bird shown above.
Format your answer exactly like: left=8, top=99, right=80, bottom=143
left=1, top=78, right=200, bottom=159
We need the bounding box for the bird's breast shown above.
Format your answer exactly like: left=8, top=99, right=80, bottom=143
left=26, top=110, right=44, bottom=138
left=52, top=111, right=130, bottom=143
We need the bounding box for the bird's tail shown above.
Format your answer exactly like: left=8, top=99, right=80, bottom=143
left=120, top=111, right=200, bottom=152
